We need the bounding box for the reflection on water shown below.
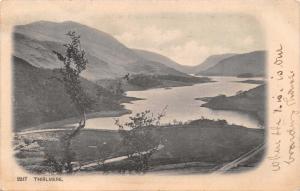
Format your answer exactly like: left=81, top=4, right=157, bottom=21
left=85, top=76, right=264, bottom=130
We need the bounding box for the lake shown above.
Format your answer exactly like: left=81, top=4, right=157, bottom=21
left=85, top=76, right=264, bottom=130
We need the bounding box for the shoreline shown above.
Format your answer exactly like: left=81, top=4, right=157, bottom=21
left=17, top=77, right=263, bottom=133
left=20, top=109, right=131, bottom=132
left=18, top=79, right=214, bottom=132
left=123, top=78, right=215, bottom=92
left=200, top=84, right=266, bottom=126
left=200, top=105, right=265, bottom=127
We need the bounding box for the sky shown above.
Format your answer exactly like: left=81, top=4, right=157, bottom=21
left=88, top=14, right=265, bottom=66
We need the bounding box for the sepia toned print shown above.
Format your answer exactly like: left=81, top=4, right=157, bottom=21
left=1, top=0, right=300, bottom=191
left=12, top=14, right=266, bottom=174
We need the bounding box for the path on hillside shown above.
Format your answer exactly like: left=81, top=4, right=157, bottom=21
left=73, top=144, right=165, bottom=171
left=16, top=128, right=73, bottom=135
left=16, top=129, right=264, bottom=173
left=213, top=144, right=265, bottom=173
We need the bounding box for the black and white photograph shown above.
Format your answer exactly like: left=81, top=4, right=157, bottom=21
left=12, top=14, right=267, bottom=174
left=2, top=1, right=300, bottom=191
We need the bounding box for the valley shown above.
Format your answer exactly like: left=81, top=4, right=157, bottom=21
left=12, top=20, right=267, bottom=174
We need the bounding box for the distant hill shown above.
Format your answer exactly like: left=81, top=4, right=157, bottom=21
left=14, top=21, right=187, bottom=81
left=133, top=50, right=237, bottom=75
left=13, top=56, right=124, bottom=130
left=193, top=53, right=236, bottom=74
left=202, top=84, right=266, bottom=124
left=133, top=49, right=192, bottom=73
left=197, top=51, right=266, bottom=77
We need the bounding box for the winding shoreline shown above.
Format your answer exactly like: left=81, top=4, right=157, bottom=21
left=19, top=109, right=131, bottom=132
left=17, top=78, right=213, bottom=132
left=200, top=84, right=266, bottom=126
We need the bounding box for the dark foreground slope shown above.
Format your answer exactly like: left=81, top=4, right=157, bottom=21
left=14, top=120, right=264, bottom=174
left=201, top=85, right=266, bottom=124
left=13, top=56, right=126, bottom=131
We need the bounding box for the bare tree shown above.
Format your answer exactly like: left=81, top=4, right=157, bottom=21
left=53, top=31, right=92, bottom=172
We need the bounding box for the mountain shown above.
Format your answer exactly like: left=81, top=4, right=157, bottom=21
left=134, top=49, right=237, bottom=75
left=193, top=53, right=236, bottom=74
left=197, top=51, right=266, bottom=77
left=133, top=49, right=192, bottom=73
left=14, top=21, right=187, bottom=81
left=13, top=56, right=124, bottom=130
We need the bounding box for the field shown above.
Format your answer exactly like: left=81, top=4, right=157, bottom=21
left=14, top=119, right=264, bottom=174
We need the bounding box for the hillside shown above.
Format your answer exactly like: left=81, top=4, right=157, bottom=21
left=13, top=56, right=126, bottom=131
left=197, top=51, right=266, bottom=77
left=134, top=50, right=236, bottom=75
left=133, top=49, right=192, bottom=73
left=14, top=21, right=187, bottom=81
left=15, top=122, right=264, bottom=173
left=201, top=85, right=266, bottom=124
left=193, top=53, right=236, bottom=74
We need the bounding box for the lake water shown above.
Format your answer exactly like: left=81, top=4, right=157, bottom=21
left=85, top=76, right=264, bottom=130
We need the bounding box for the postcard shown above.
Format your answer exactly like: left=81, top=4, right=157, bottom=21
left=0, top=0, right=299, bottom=190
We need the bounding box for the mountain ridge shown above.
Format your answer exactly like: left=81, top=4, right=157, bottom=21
left=14, top=21, right=187, bottom=81
left=193, top=53, right=236, bottom=73
left=133, top=49, right=193, bottom=73
left=14, top=20, right=266, bottom=80
left=197, top=50, right=266, bottom=77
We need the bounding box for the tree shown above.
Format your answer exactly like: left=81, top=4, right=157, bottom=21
left=115, top=107, right=167, bottom=172
left=115, top=80, right=124, bottom=97
left=52, top=31, right=91, bottom=173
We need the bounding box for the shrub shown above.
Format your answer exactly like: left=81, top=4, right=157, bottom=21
left=114, top=107, right=167, bottom=172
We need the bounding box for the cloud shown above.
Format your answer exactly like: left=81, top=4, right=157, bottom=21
left=159, top=41, right=229, bottom=66
left=115, top=25, right=182, bottom=48
left=165, top=41, right=208, bottom=65
left=115, top=24, right=231, bottom=66
left=242, top=35, right=254, bottom=46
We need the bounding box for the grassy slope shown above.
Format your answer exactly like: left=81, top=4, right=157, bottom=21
left=152, top=125, right=263, bottom=164
left=13, top=56, right=125, bottom=131
left=201, top=85, right=266, bottom=124
left=15, top=120, right=264, bottom=173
